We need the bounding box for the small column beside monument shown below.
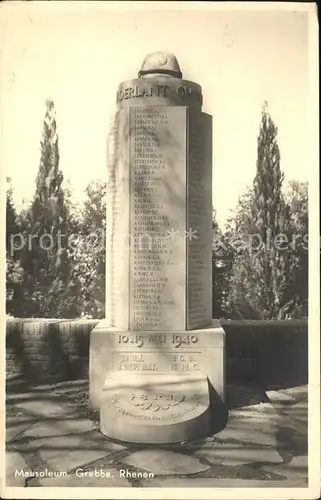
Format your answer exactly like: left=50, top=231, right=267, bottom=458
left=90, top=52, right=226, bottom=444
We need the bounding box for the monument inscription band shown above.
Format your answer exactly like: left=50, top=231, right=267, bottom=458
left=90, top=51, right=226, bottom=444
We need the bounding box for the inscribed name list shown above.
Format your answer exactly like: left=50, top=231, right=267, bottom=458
left=129, top=106, right=187, bottom=331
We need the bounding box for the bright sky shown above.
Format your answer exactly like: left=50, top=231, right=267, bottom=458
left=1, top=2, right=311, bottom=228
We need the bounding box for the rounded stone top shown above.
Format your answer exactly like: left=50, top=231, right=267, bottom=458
left=138, top=51, right=183, bottom=79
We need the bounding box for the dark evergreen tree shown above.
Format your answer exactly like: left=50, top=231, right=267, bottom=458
left=20, top=100, right=76, bottom=317
left=226, top=103, right=291, bottom=319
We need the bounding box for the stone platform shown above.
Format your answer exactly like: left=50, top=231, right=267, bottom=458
left=5, top=381, right=308, bottom=488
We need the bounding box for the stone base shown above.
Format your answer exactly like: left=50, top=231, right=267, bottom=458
left=100, top=373, right=210, bottom=443
left=89, top=320, right=226, bottom=441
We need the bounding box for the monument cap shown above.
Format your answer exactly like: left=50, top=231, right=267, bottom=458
left=138, top=51, right=183, bottom=79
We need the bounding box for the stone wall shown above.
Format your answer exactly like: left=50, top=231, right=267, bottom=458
left=6, top=319, right=307, bottom=390
left=6, top=319, right=99, bottom=386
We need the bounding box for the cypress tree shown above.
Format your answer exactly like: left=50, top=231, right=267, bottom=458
left=226, top=103, right=290, bottom=318
left=20, top=100, right=75, bottom=317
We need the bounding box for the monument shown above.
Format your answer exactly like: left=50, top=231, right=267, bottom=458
left=90, top=51, right=226, bottom=444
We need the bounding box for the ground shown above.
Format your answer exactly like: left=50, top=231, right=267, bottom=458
left=5, top=379, right=308, bottom=488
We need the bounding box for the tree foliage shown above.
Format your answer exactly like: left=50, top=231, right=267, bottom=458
left=212, top=210, right=233, bottom=318
left=6, top=179, right=24, bottom=315
left=68, top=180, right=106, bottom=318
left=19, top=100, right=77, bottom=318
left=6, top=100, right=308, bottom=320
left=281, top=180, right=308, bottom=317
left=224, top=104, right=308, bottom=319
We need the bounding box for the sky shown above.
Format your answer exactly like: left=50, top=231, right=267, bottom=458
left=1, top=2, right=312, bottom=228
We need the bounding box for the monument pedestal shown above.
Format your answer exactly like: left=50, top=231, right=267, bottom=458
left=90, top=320, right=225, bottom=443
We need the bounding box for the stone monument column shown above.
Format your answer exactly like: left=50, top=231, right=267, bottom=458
left=90, top=52, right=226, bottom=444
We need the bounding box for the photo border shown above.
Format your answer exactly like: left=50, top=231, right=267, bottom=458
left=0, top=2, right=319, bottom=499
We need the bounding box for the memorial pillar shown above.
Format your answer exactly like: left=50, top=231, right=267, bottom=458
left=90, top=52, right=226, bottom=443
